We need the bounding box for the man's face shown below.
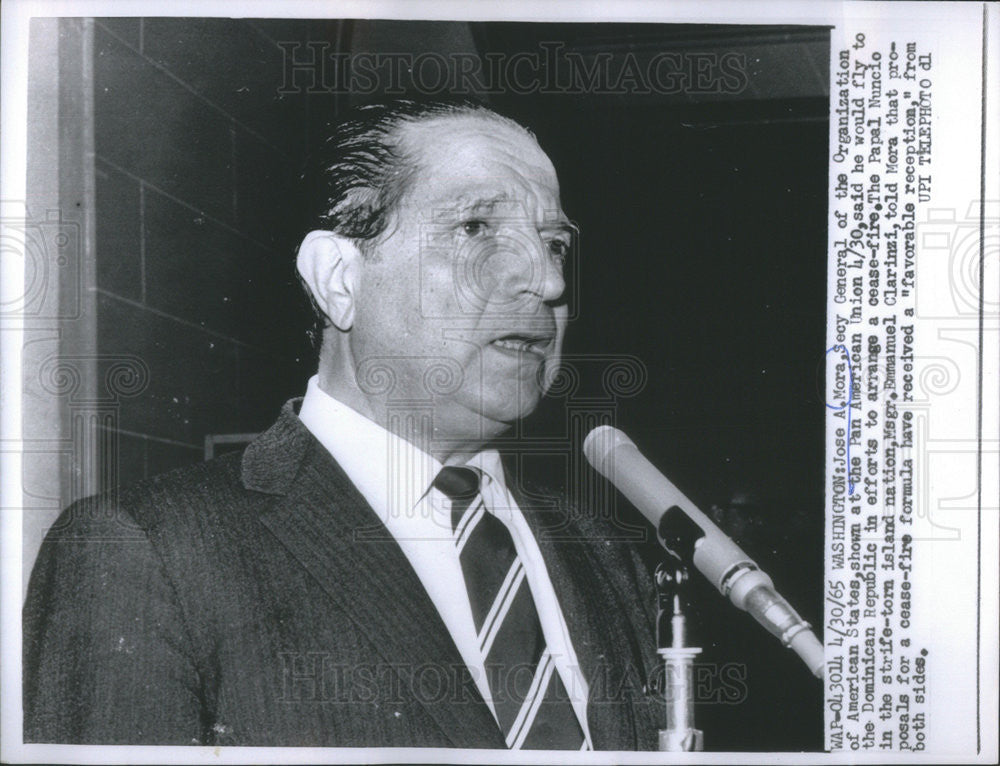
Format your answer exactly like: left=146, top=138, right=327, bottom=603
left=348, top=113, right=571, bottom=446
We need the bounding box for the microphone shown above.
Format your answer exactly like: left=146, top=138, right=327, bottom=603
left=583, top=426, right=824, bottom=679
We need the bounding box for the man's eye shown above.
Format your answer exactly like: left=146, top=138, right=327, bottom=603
left=547, top=239, right=570, bottom=261
left=459, top=219, right=490, bottom=237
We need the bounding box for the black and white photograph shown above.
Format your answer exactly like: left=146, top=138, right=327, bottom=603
left=1, top=1, right=996, bottom=763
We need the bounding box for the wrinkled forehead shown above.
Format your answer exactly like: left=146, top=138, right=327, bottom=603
left=396, top=113, right=564, bottom=222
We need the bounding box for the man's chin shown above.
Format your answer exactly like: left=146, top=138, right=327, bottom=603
left=444, top=385, right=543, bottom=436
left=486, top=356, right=560, bottom=415
left=485, top=383, right=545, bottom=423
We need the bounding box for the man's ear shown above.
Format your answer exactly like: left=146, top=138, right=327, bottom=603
left=296, top=231, right=363, bottom=331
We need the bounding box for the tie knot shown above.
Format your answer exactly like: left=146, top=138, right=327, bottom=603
left=434, top=466, right=481, bottom=531
left=433, top=466, right=481, bottom=502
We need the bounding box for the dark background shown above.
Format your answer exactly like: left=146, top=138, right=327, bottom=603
left=88, top=18, right=829, bottom=751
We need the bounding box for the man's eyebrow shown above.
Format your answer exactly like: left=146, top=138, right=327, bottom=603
left=430, top=191, right=573, bottom=230
left=453, top=192, right=513, bottom=214
left=457, top=196, right=574, bottom=231
left=429, top=191, right=513, bottom=221
left=541, top=220, right=578, bottom=238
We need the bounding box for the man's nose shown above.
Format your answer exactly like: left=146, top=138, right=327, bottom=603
left=536, top=239, right=566, bottom=304
left=512, top=231, right=565, bottom=305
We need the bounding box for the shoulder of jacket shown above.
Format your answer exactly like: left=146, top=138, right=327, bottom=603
left=47, top=452, right=248, bottom=542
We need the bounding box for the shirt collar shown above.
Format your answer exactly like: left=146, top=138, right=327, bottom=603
left=466, top=450, right=505, bottom=497
left=297, top=376, right=506, bottom=534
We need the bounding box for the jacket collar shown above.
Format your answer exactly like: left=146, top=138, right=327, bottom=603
left=240, top=399, right=312, bottom=496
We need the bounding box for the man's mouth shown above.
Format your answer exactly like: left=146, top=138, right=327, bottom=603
left=488, top=333, right=553, bottom=358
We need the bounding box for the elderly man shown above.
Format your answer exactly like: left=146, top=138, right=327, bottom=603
left=23, top=99, right=662, bottom=749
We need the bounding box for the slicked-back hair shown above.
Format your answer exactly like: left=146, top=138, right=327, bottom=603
left=298, top=98, right=532, bottom=347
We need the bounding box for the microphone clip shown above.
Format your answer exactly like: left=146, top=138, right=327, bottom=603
left=654, top=559, right=704, bottom=752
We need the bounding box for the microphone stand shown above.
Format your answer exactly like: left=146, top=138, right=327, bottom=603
left=655, top=559, right=704, bottom=752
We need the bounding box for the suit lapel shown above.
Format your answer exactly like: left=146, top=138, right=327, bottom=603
left=244, top=404, right=503, bottom=749
left=509, top=478, right=648, bottom=751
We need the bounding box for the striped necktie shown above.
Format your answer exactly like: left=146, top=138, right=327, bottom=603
left=434, top=466, right=589, bottom=750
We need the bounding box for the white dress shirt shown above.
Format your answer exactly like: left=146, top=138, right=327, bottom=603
left=297, top=376, right=591, bottom=744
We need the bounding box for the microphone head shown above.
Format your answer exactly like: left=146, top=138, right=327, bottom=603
left=582, top=425, right=635, bottom=475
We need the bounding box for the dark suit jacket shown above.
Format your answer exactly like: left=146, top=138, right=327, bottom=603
left=23, top=401, right=663, bottom=748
